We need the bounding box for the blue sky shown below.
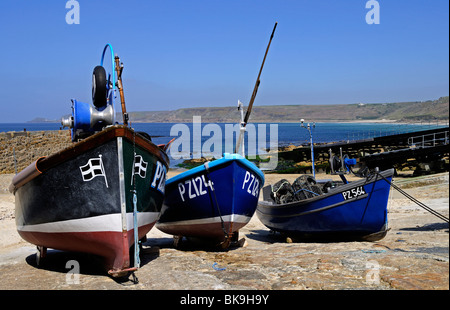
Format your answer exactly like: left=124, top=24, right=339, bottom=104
left=0, top=0, right=448, bottom=123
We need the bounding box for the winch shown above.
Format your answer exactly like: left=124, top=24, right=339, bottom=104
left=329, top=148, right=357, bottom=174
left=61, top=44, right=117, bottom=141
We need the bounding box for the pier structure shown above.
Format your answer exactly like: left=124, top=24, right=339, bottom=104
left=277, top=127, right=449, bottom=175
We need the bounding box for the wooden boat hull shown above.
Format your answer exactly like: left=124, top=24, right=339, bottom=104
left=256, top=169, right=394, bottom=241
left=157, top=154, right=264, bottom=243
left=11, top=126, right=169, bottom=276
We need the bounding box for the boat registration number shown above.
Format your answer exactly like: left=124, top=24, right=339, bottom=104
left=342, top=186, right=366, bottom=200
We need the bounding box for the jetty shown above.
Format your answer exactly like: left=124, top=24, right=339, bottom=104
left=277, top=127, right=449, bottom=175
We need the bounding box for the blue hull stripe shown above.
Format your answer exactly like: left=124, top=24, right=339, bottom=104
left=166, top=153, right=265, bottom=186
left=157, top=154, right=264, bottom=238
left=257, top=169, right=394, bottom=236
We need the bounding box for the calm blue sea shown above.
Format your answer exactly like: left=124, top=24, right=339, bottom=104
left=1, top=121, right=446, bottom=167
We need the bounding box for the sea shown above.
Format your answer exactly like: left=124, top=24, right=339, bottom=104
left=1, top=121, right=447, bottom=168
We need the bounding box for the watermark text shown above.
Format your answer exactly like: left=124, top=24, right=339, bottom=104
left=366, top=0, right=380, bottom=24
left=169, top=116, right=278, bottom=170
left=66, top=0, right=80, bottom=24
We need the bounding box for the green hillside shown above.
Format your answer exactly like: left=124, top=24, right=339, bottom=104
left=127, top=96, right=449, bottom=123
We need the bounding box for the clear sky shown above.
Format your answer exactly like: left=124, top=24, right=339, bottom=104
left=0, top=0, right=448, bottom=123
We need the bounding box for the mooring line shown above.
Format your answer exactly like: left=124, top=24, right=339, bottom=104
left=378, top=173, right=449, bottom=223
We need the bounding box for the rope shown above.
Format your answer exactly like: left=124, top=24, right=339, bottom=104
left=212, top=262, right=226, bottom=271
left=294, top=188, right=320, bottom=196
left=203, top=162, right=229, bottom=239
left=377, top=172, right=449, bottom=223
left=132, top=192, right=140, bottom=267
left=272, top=181, right=291, bottom=195
left=131, top=131, right=140, bottom=268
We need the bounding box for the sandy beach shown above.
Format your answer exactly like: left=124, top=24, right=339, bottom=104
left=0, top=170, right=448, bottom=291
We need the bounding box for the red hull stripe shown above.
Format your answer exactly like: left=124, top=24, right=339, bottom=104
left=18, top=222, right=155, bottom=272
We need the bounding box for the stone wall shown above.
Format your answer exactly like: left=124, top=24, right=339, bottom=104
left=0, top=130, right=72, bottom=174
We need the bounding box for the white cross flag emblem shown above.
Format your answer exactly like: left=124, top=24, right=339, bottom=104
left=79, top=154, right=108, bottom=188
left=131, top=154, right=148, bottom=185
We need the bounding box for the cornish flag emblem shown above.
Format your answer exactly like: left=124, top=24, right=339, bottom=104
left=79, top=155, right=109, bottom=188
left=131, top=154, right=148, bottom=184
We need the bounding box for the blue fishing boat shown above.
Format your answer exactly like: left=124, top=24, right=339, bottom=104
left=256, top=168, right=394, bottom=241
left=157, top=153, right=264, bottom=246
left=156, top=23, right=277, bottom=247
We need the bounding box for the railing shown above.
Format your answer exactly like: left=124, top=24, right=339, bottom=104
left=408, top=130, right=449, bottom=148
left=345, top=122, right=449, bottom=142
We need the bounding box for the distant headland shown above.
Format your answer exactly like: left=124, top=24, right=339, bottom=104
left=29, top=96, right=449, bottom=124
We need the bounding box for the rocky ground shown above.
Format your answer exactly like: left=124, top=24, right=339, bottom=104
left=0, top=171, right=448, bottom=294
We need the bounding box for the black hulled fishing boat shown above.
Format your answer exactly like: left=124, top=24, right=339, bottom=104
left=10, top=44, right=169, bottom=277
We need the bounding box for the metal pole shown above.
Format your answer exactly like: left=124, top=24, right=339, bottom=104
left=301, top=119, right=316, bottom=178
left=237, top=100, right=245, bottom=157
left=310, top=127, right=315, bottom=178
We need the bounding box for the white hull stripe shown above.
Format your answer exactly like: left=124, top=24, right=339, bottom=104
left=156, top=214, right=251, bottom=228
left=17, top=212, right=160, bottom=233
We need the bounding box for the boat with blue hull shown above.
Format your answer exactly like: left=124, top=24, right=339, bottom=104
left=256, top=168, right=394, bottom=241
left=157, top=23, right=277, bottom=247
left=157, top=154, right=264, bottom=246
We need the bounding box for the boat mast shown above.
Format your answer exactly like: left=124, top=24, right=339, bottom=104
left=237, top=100, right=245, bottom=156
left=235, top=22, right=277, bottom=154
left=114, top=55, right=129, bottom=127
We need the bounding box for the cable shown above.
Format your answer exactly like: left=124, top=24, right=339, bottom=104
left=203, top=162, right=229, bottom=239
left=378, top=173, right=449, bottom=223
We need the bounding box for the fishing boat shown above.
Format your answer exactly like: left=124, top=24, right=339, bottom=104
left=157, top=153, right=264, bottom=246
left=257, top=155, right=394, bottom=241
left=10, top=44, right=169, bottom=277
left=156, top=23, right=277, bottom=247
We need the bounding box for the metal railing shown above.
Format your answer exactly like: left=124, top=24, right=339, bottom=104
left=408, top=130, right=449, bottom=148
